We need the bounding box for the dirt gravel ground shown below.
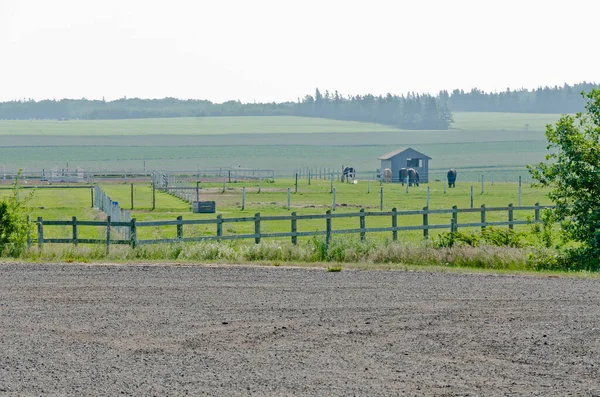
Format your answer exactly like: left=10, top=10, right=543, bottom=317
left=1, top=263, right=600, bottom=396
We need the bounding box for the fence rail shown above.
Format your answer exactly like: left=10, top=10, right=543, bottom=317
left=29, top=203, right=553, bottom=251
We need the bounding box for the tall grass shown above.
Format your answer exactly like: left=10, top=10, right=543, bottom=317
left=15, top=236, right=562, bottom=272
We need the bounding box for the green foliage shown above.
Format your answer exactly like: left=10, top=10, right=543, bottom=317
left=434, top=227, right=524, bottom=249
left=528, top=209, right=556, bottom=248
left=0, top=174, right=35, bottom=256
left=529, top=88, right=600, bottom=270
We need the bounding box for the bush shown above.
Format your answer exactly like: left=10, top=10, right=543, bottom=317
left=0, top=174, right=35, bottom=256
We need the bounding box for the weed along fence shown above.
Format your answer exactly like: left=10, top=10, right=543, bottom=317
left=31, top=203, right=553, bottom=251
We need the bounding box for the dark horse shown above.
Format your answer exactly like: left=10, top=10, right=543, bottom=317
left=399, top=168, right=408, bottom=185
left=408, top=168, right=420, bottom=186
left=341, top=167, right=356, bottom=183
left=447, top=168, right=457, bottom=188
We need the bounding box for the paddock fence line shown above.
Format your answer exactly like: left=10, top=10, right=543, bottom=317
left=0, top=168, right=275, bottom=185
left=30, top=203, right=553, bottom=252
left=93, top=186, right=132, bottom=237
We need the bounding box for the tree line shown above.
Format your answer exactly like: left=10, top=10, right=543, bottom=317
left=0, top=92, right=453, bottom=130
left=0, top=82, right=596, bottom=128
left=440, top=82, right=597, bottom=113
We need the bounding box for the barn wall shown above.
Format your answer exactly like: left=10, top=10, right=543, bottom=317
left=383, top=148, right=430, bottom=183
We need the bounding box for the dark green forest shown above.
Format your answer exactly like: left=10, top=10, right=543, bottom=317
left=0, top=82, right=596, bottom=130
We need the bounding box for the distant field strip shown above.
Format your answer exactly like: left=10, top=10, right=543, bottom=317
left=0, top=112, right=562, bottom=136
left=451, top=112, right=561, bottom=131
left=0, top=141, right=548, bottom=180
left=0, top=116, right=400, bottom=135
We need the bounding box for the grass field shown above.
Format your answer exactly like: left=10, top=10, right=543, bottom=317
left=1, top=179, right=552, bottom=244
left=0, top=113, right=562, bottom=135
left=0, top=113, right=560, bottom=181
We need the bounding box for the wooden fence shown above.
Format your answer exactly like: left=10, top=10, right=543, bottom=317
left=29, top=203, right=553, bottom=251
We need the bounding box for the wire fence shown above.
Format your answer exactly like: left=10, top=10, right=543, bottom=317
left=94, top=186, right=131, bottom=237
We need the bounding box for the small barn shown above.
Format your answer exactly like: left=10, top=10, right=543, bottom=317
left=378, top=147, right=431, bottom=183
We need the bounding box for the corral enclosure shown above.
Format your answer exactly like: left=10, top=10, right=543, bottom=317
left=0, top=112, right=560, bottom=182
left=0, top=177, right=553, bottom=247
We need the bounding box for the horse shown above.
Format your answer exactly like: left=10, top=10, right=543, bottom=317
left=341, top=167, right=356, bottom=183
left=407, top=168, right=420, bottom=186
left=399, top=168, right=408, bottom=185
left=383, top=168, right=392, bottom=183
left=447, top=168, right=457, bottom=188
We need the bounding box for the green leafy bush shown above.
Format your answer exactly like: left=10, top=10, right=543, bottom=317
left=0, top=174, right=35, bottom=256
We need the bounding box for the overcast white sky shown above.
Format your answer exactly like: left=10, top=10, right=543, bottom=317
left=0, top=0, right=598, bottom=103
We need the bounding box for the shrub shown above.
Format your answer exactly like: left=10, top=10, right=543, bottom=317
left=0, top=173, right=35, bottom=256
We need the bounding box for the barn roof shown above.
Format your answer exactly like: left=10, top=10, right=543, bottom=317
left=378, top=147, right=432, bottom=160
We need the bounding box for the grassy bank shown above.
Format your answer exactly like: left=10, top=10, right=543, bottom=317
left=9, top=236, right=573, bottom=274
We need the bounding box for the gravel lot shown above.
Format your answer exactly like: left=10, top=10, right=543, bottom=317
left=1, top=263, right=600, bottom=396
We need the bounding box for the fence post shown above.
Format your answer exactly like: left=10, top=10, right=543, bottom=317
left=91, top=186, right=94, bottom=208
left=423, top=206, right=429, bottom=239
left=223, top=178, right=226, bottom=193
left=295, top=173, right=298, bottom=193
left=27, top=215, right=31, bottom=248
left=368, top=179, right=370, bottom=194
left=254, top=213, right=261, bottom=244
left=470, top=186, right=474, bottom=209
left=130, top=218, right=137, bottom=249
left=444, top=181, right=446, bottom=194
left=518, top=176, right=522, bottom=206
left=308, top=169, right=311, bottom=185
left=241, top=187, right=246, bottom=211
left=72, top=216, right=78, bottom=246
left=130, top=183, right=134, bottom=209
left=177, top=216, right=183, bottom=242
left=508, top=203, right=514, bottom=230
left=217, top=214, right=223, bottom=240
left=481, top=175, right=484, bottom=194
left=481, top=204, right=486, bottom=231
left=452, top=205, right=458, bottom=232
left=291, top=212, right=297, bottom=245
left=287, top=187, right=291, bottom=210
left=106, top=216, right=111, bottom=254
left=380, top=186, right=383, bottom=210
left=360, top=208, right=366, bottom=241
left=326, top=210, right=332, bottom=248
left=152, top=181, right=156, bottom=211
left=258, top=177, right=261, bottom=194
left=332, top=187, right=336, bottom=211
left=392, top=207, right=398, bottom=241
left=534, top=202, right=540, bottom=223
left=330, top=174, right=333, bottom=194
left=426, top=186, right=430, bottom=207
left=196, top=182, right=200, bottom=202
left=37, top=216, right=43, bottom=249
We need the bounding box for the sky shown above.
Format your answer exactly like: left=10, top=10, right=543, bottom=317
left=1, top=0, right=598, bottom=103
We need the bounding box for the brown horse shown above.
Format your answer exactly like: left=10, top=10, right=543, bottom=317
left=407, top=168, right=420, bottom=186
left=399, top=168, right=409, bottom=185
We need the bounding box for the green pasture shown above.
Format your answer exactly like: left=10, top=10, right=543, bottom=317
left=0, top=116, right=400, bottom=136
left=0, top=140, right=546, bottom=181
left=1, top=179, right=552, bottom=244
left=0, top=113, right=560, bottom=177
left=451, top=112, right=562, bottom=132
left=0, top=113, right=562, bottom=136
